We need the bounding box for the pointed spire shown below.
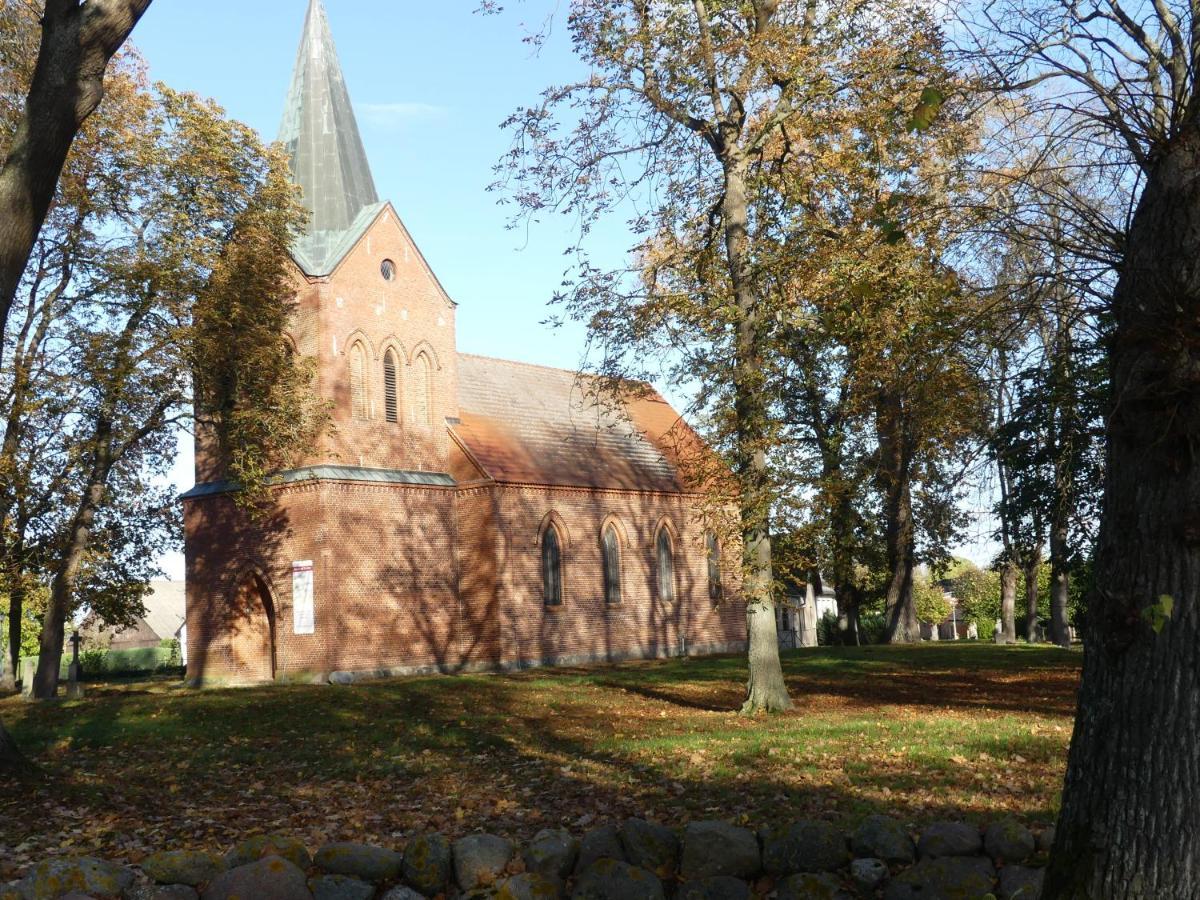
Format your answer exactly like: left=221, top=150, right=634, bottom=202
left=280, top=0, right=379, bottom=269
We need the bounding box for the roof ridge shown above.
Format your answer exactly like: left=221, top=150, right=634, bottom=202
left=458, top=353, right=662, bottom=395
left=458, top=352, right=590, bottom=379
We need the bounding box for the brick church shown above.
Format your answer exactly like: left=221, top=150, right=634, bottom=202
left=181, top=0, right=746, bottom=684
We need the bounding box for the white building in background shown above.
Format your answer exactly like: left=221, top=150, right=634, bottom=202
left=778, top=578, right=838, bottom=649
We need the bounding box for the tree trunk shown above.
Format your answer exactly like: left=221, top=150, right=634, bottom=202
left=1044, top=121, right=1200, bottom=898
left=834, top=585, right=860, bottom=646
left=1000, top=561, right=1017, bottom=643
left=1046, top=290, right=1076, bottom=651
left=2, top=577, right=25, bottom=692
left=0, top=716, right=26, bottom=772
left=1024, top=550, right=1041, bottom=643
left=882, top=518, right=918, bottom=643
left=877, top=391, right=919, bottom=643
left=743, top=522, right=789, bottom=711
left=1050, top=525, right=1071, bottom=648
left=31, top=589, right=65, bottom=700
left=32, top=475, right=106, bottom=700
left=0, top=0, right=152, bottom=353
left=721, top=157, right=788, bottom=713
left=828, top=486, right=859, bottom=645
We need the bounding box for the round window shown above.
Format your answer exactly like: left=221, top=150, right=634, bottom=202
left=381, top=259, right=396, bottom=281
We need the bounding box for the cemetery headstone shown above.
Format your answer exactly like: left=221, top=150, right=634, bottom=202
left=20, top=657, right=36, bottom=698
left=67, top=630, right=84, bottom=699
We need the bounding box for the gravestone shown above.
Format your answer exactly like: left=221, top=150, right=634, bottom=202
left=66, top=631, right=84, bottom=699
left=0, top=633, right=11, bottom=691
left=20, top=657, right=36, bottom=698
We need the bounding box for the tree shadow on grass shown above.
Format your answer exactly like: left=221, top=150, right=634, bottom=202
left=591, top=677, right=736, bottom=712
left=0, top=647, right=1075, bottom=869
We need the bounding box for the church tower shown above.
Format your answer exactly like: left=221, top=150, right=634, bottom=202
left=278, top=0, right=460, bottom=476
left=183, top=0, right=470, bottom=684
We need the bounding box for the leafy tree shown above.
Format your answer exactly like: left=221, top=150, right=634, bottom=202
left=913, top=569, right=951, bottom=627
left=492, top=0, right=871, bottom=712
left=982, top=171, right=1108, bottom=648
left=947, top=560, right=1002, bottom=640
left=0, top=16, right=324, bottom=709
left=766, top=16, right=987, bottom=644
left=493, top=0, right=989, bottom=696
left=0, top=0, right=154, bottom=359
left=27, top=82, right=320, bottom=699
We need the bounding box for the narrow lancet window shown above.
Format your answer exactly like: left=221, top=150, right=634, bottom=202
left=602, top=525, right=622, bottom=605
left=657, top=528, right=676, bottom=604
left=384, top=349, right=399, bottom=423
left=543, top=526, right=563, bottom=606
left=350, top=342, right=368, bottom=420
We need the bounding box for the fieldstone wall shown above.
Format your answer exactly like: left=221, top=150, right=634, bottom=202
left=1, top=815, right=1053, bottom=899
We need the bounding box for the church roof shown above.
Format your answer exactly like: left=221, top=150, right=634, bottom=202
left=454, top=355, right=699, bottom=493
left=280, top=0, right=380, bottom=276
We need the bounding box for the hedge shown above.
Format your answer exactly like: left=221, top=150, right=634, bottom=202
left=23, top=641, right=181, bottom=679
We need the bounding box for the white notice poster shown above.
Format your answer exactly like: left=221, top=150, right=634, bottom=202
left=292, top=560, right=315, bottom=635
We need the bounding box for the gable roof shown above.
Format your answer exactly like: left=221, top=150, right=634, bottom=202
left=453, top=355, right=694, bottom=492
left=280, top=0, right=380, bottom=276
left=78, top=580, right=186, bottom=647
left=288, top=200, right=387, bottom=278
left=141, top=581, right=187, bottom=641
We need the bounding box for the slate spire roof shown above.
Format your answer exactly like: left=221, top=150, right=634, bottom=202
left=279, top=0, right=383, bottom=275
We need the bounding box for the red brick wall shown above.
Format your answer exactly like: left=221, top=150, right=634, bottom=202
left=487, top=485, right=745, bottom=666
left=312, top=208, right=459, bottom=474
left=185, top=480, right=460, bottom=683
left=184, top=479, right=745, bottom=684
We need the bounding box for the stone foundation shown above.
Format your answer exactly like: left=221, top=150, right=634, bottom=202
left=2, top=814, right=1052, bottom=899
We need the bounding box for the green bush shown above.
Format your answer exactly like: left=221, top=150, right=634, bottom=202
left=79, top=647, right=107, bottom=673
left=817, top=611, right=839, bottom=646
left=101, top=647, right=174, bottom=675
left=818, top=610, right=887, bottom=645
left=914, top=572, right=952, bottom=625
left=158, top=638, right=181, bottom=670
left=858, top=612, right=888, bottom=644
left=25, top=645, right=181, bottom=680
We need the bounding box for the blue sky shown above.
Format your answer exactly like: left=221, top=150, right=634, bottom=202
left=132, top=0, right=997, bottom=577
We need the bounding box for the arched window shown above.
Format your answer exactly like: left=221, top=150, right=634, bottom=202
left=657, top=528, right=676, bottom=603
left=542, top=525, right=563, bottom=606
left=602, top=525, right=621, bottom=605
left=383, top=349, right=399, bottom=423
left=349, top=342, right=369, bottom=420
left=706, top=532, right=723, bottom=603
left=412, top=352, right=432, bottom=427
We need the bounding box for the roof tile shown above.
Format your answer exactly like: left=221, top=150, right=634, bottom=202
left=454, top=355, right=700, bottom=492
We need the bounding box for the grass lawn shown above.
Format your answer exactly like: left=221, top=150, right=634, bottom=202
left=0, top=644, right=1079, bottom=878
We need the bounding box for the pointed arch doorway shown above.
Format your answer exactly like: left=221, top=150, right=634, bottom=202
left=229, top=572, right=277, bottom=682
